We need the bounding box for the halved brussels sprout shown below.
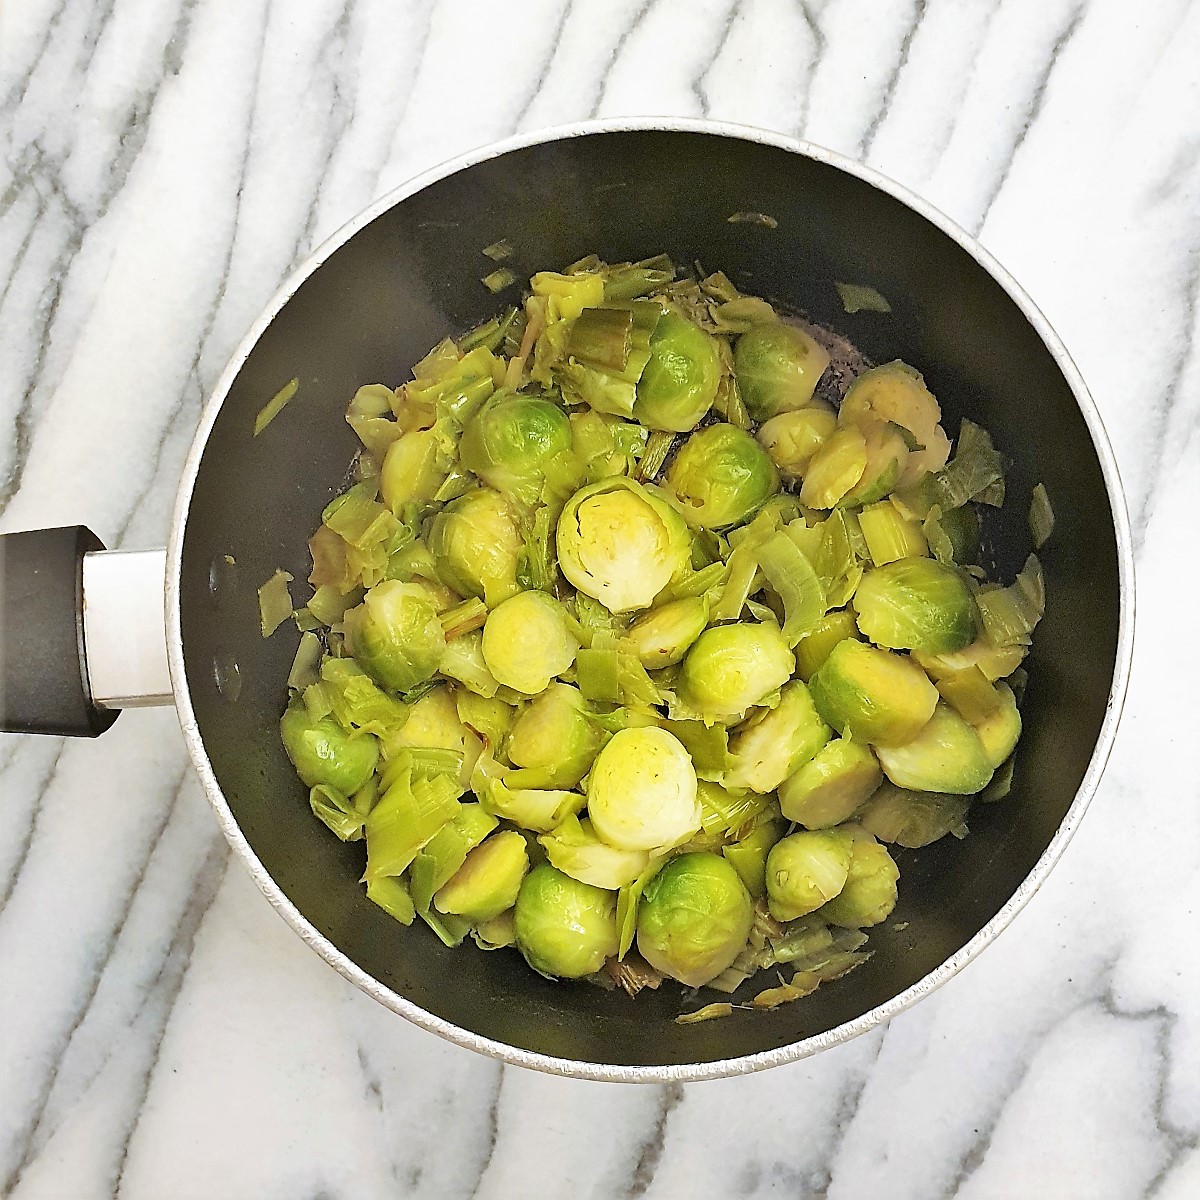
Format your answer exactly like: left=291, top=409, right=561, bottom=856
left=380, top=428, right=447, bottom=513
left=799, top=427, right=868, bottom=509
left=853, top=558, right=977, bottom=654
left=664, top=424, right=780, bottom=529
left=839, top=422, right=911, bottom=508
left=481, top=590, right=579, bottom=694
left=725, top=680, right=831, bottom=793
left=636, top=852, right=754, bottom=986
left=677, top=622, right=796, bottom=723
left=633, top=310, right=722, bottom=432
left=794, top=608, right=862, bottom=681
left=514, top=863, right=619, bottom=978
left=818, top=829, right=899, bottom=927
left=459, top=391, right=573, bottom=504
left=433, top=830, right=529, bottom=922
left=505, top=683, right=602, bottom=788
left=973, top=682, right=1021, bottom=768
left=838, top=361, right=951, bottom=487
left=625, top=595, right=709, bottom=669
left=765, top=828, right=854, bottom=921
left=383, top=684, right=482, bottom=787
left=539, top=815, right=650, bottom=889
left=280, top=702, right=379, bottom=794
left=343, top=580, right=446, bottom=694
left=809, top=639, right=939, bottom=746
left=428, top=488, right=522, bottom=608
left=875, top=701, right=994, bottom=794
left=778, top=737, right=882, bottom=828
left=756, top=403, right=837, bottom=480
left=734, top=323, right=831, bottom=421
left=586, top=726, right=700, bottom=851
left=556, top=477, right=691, bottom=613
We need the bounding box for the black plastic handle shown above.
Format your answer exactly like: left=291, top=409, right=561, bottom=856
left=0, top=526, right=119, bottom=737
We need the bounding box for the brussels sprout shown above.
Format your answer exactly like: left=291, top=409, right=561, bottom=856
left=459, top=391, right=573, bottom=503
left=854, top=558, right=977, bottom=654
left=972, top=682, right=1021, bottom=769
left=514, top=863, right=619, bottom=978
left=556, top=477, right=691, bottom=613
left=380, top=428, right=446, bottom=514
left=756, top=403, right=837, bottom=480
left=665, top=423, right=780, bottom=529
left=839, top=422, right=911, bottom=508
left=765, top=828, right=853, bottom=921
left=481, top=590, right=579, bottom=694
left=625, top=596, right=708, bottom=669
left=794, top=608, right=862, bottom=681
left=809, top=639, right=938, bottom=746
left=857, top=781, right=970, bottom=848
left=636, top=852, right=754, bottom=986
left=427, top=488, right=522, bottom=608
left=343, top=580, right=446, bottom=694
left=734, top=323, right=831, bottom=421
left=778, top=737, right=882, bottom=828
left=722, top=819, right=784, bottom=898
left=818, top=829, right=899, bottom=927
left=455, top=690, right=516, bottom=749
left=633, top=310, right=722, bottom=432
left=875, top=702, right=994, bottom=794
left=539, top=815, right=651, bottom=889
left=587, top=727, right=700, bottom=851
left=439, top=630, right=500, bottom=697
left=408, top=802, right=499, bottom=909
left=384, top=684, right=482, bottom=787
left=725, top=680, right=831, bottom=793
left=677, top=622, right=796, bottom=722
left=799, top=427, right=867, bottom=509
left=433, top=830, right=529, bottom=922
left=506, top=684, right=603, bottom=788
left=280, top=702, right=379, bottom=794
left=838, top=361, right=951, bottom=487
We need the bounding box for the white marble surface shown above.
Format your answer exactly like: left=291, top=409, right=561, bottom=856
left=1, top=1, right=1197, bottom=1196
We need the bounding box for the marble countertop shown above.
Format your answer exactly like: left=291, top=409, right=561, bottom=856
left=1, top=1, right=1197, bottom=1196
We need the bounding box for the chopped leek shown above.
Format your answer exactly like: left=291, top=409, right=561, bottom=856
left=482, top=268, right=516, bottom=293
left=258, top=569, right=294, bottom=637
left=835, top=283, right=891, bottom=314
left=1029, top=482, right=1055, bottom=548
left=253, top=377, right=299, bottom=436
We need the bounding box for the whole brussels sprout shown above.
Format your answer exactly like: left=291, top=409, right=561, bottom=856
left=664, top=423, right=780, bottom=529
left=280, top=702, right=379, bottom=794
left=427, top=488, right=522, bottom=608
left=636, top=852, right=754, bottom=986
left=625, top=596, right=708, bottom=669
left=481, top=590, right=579, bottom=695
left=459, top=391, right=573, bottom=504
left=556, top=477, right=691, bottom=613
left=734, top=322, right=831, bottom=421
left=632, top=311, right=721, bottom=432
left=765, top=828, right=854, bottom=921
left=677, top=622, right=795, bottom=722
left=725, top=679, right=831, bottom=793
left=819, top=829, right=899, bottom=927
left=514, top=864, right=618, bottom=978
left=587, top=726, right=700, bottom=851
left=506, top=683, right=602, bottom=788
left=343, top=580, right=445, bottom=694
left=380, top=428, right=447, bottom=514
left=854, top=557, right=977, bottom=654
left=756, top=403, right=837, bottom=480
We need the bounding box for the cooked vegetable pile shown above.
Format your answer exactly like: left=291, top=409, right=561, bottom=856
left=272, top=253, right=1048, bottom=1018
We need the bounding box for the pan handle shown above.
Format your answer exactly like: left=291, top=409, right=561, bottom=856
left=0, top=527, right=172, bottom=737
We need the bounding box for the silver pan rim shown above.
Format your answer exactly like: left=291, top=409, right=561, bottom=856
left=166, top=117, right=1135, bottom=1083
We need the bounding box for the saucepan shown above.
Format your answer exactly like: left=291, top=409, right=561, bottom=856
left=0, top=120, right=1134, bottom=1081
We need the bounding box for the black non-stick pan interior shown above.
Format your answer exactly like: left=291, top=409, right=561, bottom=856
left=179, top=129, right=1121, bottom=1068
